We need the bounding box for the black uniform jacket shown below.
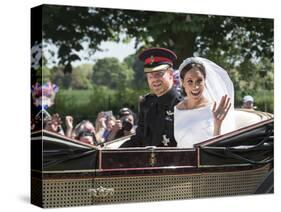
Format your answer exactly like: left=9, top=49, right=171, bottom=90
left=121, top=87, right=182, bottom=147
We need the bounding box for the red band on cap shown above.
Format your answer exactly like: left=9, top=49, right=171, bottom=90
left=145, top=56, right=172, bottom=65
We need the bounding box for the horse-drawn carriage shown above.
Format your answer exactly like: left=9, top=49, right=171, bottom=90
left=31, top=109, right=273, bottom=208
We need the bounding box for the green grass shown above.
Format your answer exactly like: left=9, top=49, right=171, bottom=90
left=48, top=87, right=147, bottom=123
left=56, top=89, right=93, bottom=106
left=48, top=88, right=273, bottom=125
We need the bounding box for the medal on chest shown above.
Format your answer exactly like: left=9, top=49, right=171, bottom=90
left=165, top=110, right=174, bottom=121
left=162, top=134, right=170, bottom=146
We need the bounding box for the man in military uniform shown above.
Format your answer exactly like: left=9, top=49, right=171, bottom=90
left=121, top=47, right=182, bottom=147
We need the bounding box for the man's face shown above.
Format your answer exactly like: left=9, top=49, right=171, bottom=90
left=243, top=101, right=254, bottom=109
left=146, top=69, right=173, bottom=96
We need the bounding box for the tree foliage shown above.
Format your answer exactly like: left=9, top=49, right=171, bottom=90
left=41, top=5, right=273, bottom=113
left=51, top=66, right=72, bottom=89
left=92, top=57, right=134, bottom=89
left=70, top=64, right=93, bottom=89
left=123, top=54, right=147, bottom=89
left=42, top=5, right=273, bottom=69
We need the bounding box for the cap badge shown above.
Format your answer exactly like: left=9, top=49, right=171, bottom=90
left=150, top=55, right=154, bottom=64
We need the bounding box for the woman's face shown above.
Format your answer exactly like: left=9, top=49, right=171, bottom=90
left=182, top=67, right=205, bottom=101
left=106, top=119, right=115, bottom=130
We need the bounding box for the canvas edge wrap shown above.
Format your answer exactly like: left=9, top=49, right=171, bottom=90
left=31, top=5, right=43, bottom=208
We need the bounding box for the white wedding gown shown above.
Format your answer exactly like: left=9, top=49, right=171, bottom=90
left=174, top=104, right=235, bottom=148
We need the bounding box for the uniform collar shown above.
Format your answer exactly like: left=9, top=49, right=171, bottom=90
left=157, top=87, right=180, bottom=106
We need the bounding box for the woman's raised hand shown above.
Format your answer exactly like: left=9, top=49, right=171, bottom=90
left=212, top=95, right=231, bottom=124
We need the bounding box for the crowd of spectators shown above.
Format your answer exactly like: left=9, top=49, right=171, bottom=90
left=32, top=107, right=137, bottom=147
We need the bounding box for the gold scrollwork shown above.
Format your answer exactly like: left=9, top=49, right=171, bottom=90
left=150, top=152, right=157, bottom=167
left=88, top=186, right=115, bottom=197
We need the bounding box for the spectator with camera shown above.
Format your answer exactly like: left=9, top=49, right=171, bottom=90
left=107, top=107, right=136, bottom=141
left=118, top=107, right=137, bottom=126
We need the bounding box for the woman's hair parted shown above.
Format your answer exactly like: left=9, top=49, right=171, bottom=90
left=180, top=63, right=206, bottom=96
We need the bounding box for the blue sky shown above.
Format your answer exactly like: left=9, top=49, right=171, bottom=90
left=44, top=38, right=137, bottom=67
left=93, top=39, right=137, bottom=62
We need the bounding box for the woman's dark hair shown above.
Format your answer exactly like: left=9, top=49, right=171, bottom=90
left=180, top=63, right=206, bottom=96
left=180, top=63, right=206, bottom=80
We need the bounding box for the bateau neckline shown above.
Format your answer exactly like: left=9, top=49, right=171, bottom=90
left=175, top=103, right=213, bottom=111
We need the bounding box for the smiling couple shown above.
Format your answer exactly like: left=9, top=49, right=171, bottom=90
left=121, top=47, right=234, bottom=148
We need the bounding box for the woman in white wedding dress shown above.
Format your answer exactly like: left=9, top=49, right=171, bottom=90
left=174, top=57, right=235, bottom=148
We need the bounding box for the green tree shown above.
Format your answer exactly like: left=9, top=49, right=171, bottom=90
left=123, top=54, right=146, bottom=89
left=123, top=54, right=135, bottom=68
left=92, top=57, right=134, bottom=89
left=41, top=66, right=52, bottom=84
left=233, top=58, right=273, bottom=94
left=71, top=64, right=93, bottom=89
left=255, top=58, right=274, bottom=90
left=51, top=66, right=72, bottom=89
left=42, top=5, right=273, bottom=69
left=41, top=5, right=273, bottom=112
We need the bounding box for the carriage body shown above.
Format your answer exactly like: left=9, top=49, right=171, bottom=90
left=31, top=110, right=273, bottom=208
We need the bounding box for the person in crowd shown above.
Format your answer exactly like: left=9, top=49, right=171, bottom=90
left=73, top=120, right=98, bottom=145
left=107, top=107, right=136, bottom=141
left=95, top=112, right=117, bottom=142
left=43, top=113, right=65, bottom=136
left=95, top=112, right=107, bottom=135
left=65, top=115, right=74, bottom=138
left=242, top=95, right=255, bottom=110
left=118, top=107, right=136, bottom=132
left=174, top=57, right=235, bottom=148
left=118, top=107, right=136, bottom=124
left=74, top=120, right=98, bottom=145
left=120, top=47, right=182, bottom=147
left=65, top=115, right=99, bottom=145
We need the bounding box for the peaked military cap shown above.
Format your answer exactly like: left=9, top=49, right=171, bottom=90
left=139, top=47, right=177, bottom=73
